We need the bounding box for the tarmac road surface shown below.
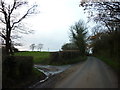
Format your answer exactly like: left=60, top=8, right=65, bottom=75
left=55, top=57, right=118, bottom=88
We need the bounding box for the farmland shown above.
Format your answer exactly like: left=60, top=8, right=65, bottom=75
left=15, top=51, right=50, bottom=64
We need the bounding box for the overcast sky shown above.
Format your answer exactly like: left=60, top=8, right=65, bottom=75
left=15, top=0, right=90, bottom=51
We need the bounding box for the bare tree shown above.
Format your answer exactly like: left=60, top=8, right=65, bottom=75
left=0, top=0, right=38, bottom=55
left=37, top=43, right=43, bottom=51
left=30, top=44, right=36, bottom=51
left=80, top=1, right=120, bottom=32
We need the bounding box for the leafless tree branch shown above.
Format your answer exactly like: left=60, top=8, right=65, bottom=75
left=0, top=17, right=6, bottom=24
left=11, top=5, right=36, bottom=28
left=0, top=32, right=6, bottom=40
left=0, top=0, right=38, bottom=55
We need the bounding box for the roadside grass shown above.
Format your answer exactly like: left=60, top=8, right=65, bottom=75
left=23, top=67, right=46, bottom=87
left=95, top=55, right=120, bottom=72
left=15, top=51, right=50, bottom=64
left=3, top=67, right=46, bottom=88
left=16, top=67, right=46, bottom=88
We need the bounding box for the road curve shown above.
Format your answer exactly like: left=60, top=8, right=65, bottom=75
left=55, top=57, right=118, bottom=88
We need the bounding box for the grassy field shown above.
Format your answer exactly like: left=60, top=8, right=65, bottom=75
left=15, top=51, right=50, bottom=64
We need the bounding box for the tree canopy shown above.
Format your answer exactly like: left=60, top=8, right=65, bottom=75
left=61, top=43, right=78, bottom=51
left=70, top=20, right=87, bottom=55
left=80, top=1, right=120, bottom=32
left=81, top=0, right=120, bottom=62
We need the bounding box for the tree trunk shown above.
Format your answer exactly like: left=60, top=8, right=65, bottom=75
left=5, top=17, right=14, bottom=55
left=6, top=38, right=10, bottom=55
left=5, top=29, right=13, bottom=55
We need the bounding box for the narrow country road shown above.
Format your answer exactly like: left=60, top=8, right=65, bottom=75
left=55, top=57, right=118, bottom=88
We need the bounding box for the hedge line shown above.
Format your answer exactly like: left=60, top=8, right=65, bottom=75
left=50, top=50, right=80, bottom=63
left=2, top=56, right=33, bottom=88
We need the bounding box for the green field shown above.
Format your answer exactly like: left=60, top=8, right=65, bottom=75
left=15, top=51, right=50, bottom=64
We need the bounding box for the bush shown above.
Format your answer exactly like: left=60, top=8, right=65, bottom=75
left=15, top=56, right=33, bottom=78
left=2, top=56, right=33, bottom=88
left=50, top=52, right=60, bottom=62
left=2, top=56, right=16, bottom=78
left=60, top=50, right=80, bottom=59
left=50, top=50, right=80, bottom=63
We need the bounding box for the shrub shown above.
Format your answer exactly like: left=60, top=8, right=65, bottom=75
left=50, top=50, right=80, bottom=63
left=2, top=56, right=33, bottom=88
left=50, top=52, right=60, bottom=62
left=14, top=56, right=33, bottom=78
left=60, top=50, right=80, bottom=59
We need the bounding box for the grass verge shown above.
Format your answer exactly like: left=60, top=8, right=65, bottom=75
left=4, top=67, right=46, bottom=88
left=95, top=55, right=120, bottom=72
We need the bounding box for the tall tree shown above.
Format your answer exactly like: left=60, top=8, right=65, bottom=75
left=70, top=20, right=87, bottom=55
left=30, top=44, right=35, bottom=51
left=0, top=0, right=37, bottom=55
left=37, top=43, right=43, bottom=51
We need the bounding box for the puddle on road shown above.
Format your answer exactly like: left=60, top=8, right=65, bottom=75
left=29, top=64, right=71, bottom=88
